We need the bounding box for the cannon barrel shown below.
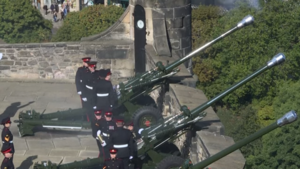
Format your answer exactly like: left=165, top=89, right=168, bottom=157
left=34, top=158, right=103, bottom=169
left=190, top=53, right=285, bottom=119
left=164, top=15, right=254, bottom=73
left=124, top=15, right=254, bottom=88
left=139, top=53, right=285, bottom=152
left=190, top=110, right=297, bottom=169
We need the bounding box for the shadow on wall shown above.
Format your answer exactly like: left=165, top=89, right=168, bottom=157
left=0, top=101, right=34, bottom=121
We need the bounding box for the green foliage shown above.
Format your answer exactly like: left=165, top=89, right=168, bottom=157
left=192, top=0, right=300, bottom=111
left=0, top=0, right=52, bottom=43
left=245, top=81, right=300, bottom=169
left=217, top=105, right=262, bottom=158
left=52, top=5, right=124, bottom=42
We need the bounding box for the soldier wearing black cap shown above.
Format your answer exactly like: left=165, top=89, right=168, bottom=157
left=75, top=57, right=91, bottom=121
left=81, top=61, right=99, bottom=121
left=103, top=148, right=124, bottom=169
left=94, top=69, right=115, bottom=112
left=1, top=144, right=14, bottom=169
left=91, top=110, right=105, bottom=158
left=109, top=119, right=134, bottom=169
left=96, top=111, right=116, bottom=159
left=1, top=117, right=14, bottom=155
left=126, top=122, right=142, bottom=169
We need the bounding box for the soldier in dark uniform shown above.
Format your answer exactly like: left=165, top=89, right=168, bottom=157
left=126, top=122, right=142, bottom=169
left=91, top=110, right=104, bottom=158
left=81, top=61, right=99, bottom=121
left=96, top=111, right=116, bottom=159
left=1, top=144, right=14, bottom=169
left=109, top=119, right=134, bottom=169
left=103, top=148, right=124, bottom=169
left=75, top=57, right=91, bottom=121
left=94, top=69, right=115, bottom=112
left=1, top=117, right=14, bottom=160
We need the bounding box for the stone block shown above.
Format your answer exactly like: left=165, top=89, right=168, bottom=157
left=12, top=44, right=26, bottom=48
left=172, top=49, right=183, bottom=58
left=181, top=37, right=191, bottom=49
left=79, top=150, right=99, bottom=157
left=56, top=42, right=67, bottom=47
left=112, top=23, right=126, bottom=33
left=25, top=149, right=51, bottom=156
left=26, top=139, right=54, bottom=149
left=27, top=60, right=38, bottom=66
left=112, top=59, right=134, bottom=70
left=166, top=17, right=184, bottom=29
left=67, top=45, right=80, bottom=50
left=39, top=61, right=49, bottom=68
left=155, top=8, right=174, bottom=18
left=18, top=51, right=32, bottom=57
left=183, top=46, right=192, bottom=56
left=96, top=49, right=127, bottom=59
left=49, top=150, right=79, bottom=157
left=169, top=39, right=181, bottom=50
left=183, top=15, right=191, bottom=28
left=54, top=48, right=64, bottom=54
left=174, top=4, right=191, bottom=18
left=0, top=66, right=10, bottom=70
left=153, top=18, right=167, bottom=36
left=0, top=60, right=14, bottom=65
left=6, top=49, right=15, bottom=53
left=40, top=43, right=55, bottom=47
left=154, top=35, right=171, bottom=56
left=152, top=9, right=165, bottom=19
left=52, top=137, right=81, bottom=149
left=113, top=69, right=134, bottom=78
left=26, top=44, right=41, bottom=48
left=168, top=27, right=191, bottom=39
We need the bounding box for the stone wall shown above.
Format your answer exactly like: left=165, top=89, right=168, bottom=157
left=0, top=40, right=134, bottom=82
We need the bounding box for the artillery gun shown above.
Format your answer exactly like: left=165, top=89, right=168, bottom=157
left=33, top=53, right=286, bottom=169
left=14, top=15, right=255, bottom=137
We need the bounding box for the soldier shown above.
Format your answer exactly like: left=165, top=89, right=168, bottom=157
left=81, top=61, right=99, bottom=121
left=109, top=119, right=134, bottom=169
left=96, top=111, right=116, bottom=159
left=75, top=57, right=91, bottom=121
left=91, top=110, right=105, bottom=158
left=103, top=148, right=124, bottom=169
left=1, top=145, right=14, bottom=169
left=94, top=69, right=115, bottom=112
left=1, top=117, right=14, bottom=155
left=126, top=122, right=142, bottom=169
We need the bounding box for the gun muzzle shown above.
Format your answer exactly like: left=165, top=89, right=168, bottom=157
left=277, top=110, right=297, bottom=126
left=237, top=15, right=254, bottom=28
left=267, top=53, right=286, bottom=67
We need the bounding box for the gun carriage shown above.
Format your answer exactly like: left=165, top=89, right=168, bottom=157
left=33, top=52, right=288, bottom=168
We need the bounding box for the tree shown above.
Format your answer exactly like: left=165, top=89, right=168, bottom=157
left=0, top=0, right=52, bottom=43
left=245, top=81, right=300, bottom=169
left=192, top=0, right=300, bottom=111
left=52, top=5, right=124, bottom=42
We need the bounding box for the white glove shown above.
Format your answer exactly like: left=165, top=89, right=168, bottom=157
left=97, top=130, right=101, bottom=136
left=129, top=156, right=133, bottom=160
left=110, top=105, right=113, bottom=108
left=101, top=141, right=107, bottom=147
left=77, top=91, right=82, bottom=95
left=93, top=106, right=97, bottom=109
left=138, top=128, right=144, bottom=135
left=95, top=137, right=99, bottom=140
left=82, top=98, right=87, bottom=102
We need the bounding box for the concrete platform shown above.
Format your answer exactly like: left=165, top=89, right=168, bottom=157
left=0, top=81, right=98, bottom=168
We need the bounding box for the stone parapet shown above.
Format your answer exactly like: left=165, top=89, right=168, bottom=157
left=0, top=40, right=134, bottom=81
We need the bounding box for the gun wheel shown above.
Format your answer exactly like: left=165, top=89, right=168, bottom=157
left=132, top=106, right=162, bottom=129
left=156, top=155, right=185, bottom=169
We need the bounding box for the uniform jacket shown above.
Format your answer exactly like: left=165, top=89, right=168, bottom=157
left=1, top=128, right=14, bottom=153
left=82, top=70, right=99, bottom=106
left=94, top=79, right=115, bottom=111
left=109, top=127, right=134, bottom=158
left=99, top=120, right=117, bottom=143
left=103, top=158, right=124, bottom=169
left=91, top=118, right=103, bottom=139
left=1, top=157, right=14, bottom=169
left=75, top=66, right=90, bottom=94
